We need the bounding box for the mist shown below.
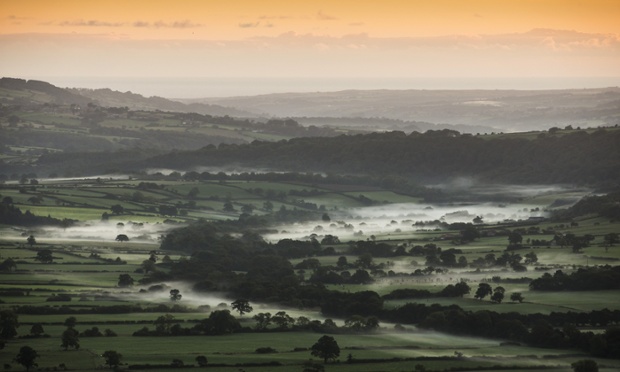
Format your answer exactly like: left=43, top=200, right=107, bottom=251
left=6, top=220, right=171, bottom=244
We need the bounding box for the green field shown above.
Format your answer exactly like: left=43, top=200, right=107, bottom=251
left=1, top=178, right=620, bottom=371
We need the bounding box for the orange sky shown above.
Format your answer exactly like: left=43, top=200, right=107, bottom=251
left=2, top=0, right=620, bottom=39
left=1, top=0, right=619, bottom=95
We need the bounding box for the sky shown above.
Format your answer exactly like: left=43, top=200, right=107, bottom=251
left=1, top=0, right=620, bottom=97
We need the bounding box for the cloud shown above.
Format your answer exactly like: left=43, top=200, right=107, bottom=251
left=132, top=21, right=150, bottom=28
left=259, top=15, right=292, bottom=20
left=349, top=22, right=365, bottom=27
left=154, top=20, right=202, bottom=28
left=317, top=11, right=337, bottom=20
left=248, top=29, right=620, bottom=53
left=59, top=19, right=125, bottom=27
left=8, top=15, right=31, bottom=21
left=59, top=19, right=203, bottom=29
left=239, top=22, right=261, bottom=28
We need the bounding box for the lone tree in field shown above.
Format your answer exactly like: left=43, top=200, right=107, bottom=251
left=231, top=299, right=253, bottom=316
left=195, top=355, right=208, bottom=367
left=510, top=292, right=525, bottom=303
left=61, top=327, right=80, bottom=350
left=169, top=289, right=182, bottom=301
left=507, top=231, right=523, bottom=246
left=14, top=346, right=38, bottom=371
left=117, top=274, right=134, bottom=287
left=102, top=350, right=122, bottom=369
left=29, top=324, right=45, bottom=337
left=115, top=234, right=129, bottom=242
left=311, top=335, right=340, bottom=363
left=35, top=249, right=53, bottom=264
left=26, top=235, right=36, bottom=246
left=0, top=310, right=19, bottom=339
left=110, top=204, right=124, bottom=215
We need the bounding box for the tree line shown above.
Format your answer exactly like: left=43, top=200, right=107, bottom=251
left=147, top=128, right=620, bottom=185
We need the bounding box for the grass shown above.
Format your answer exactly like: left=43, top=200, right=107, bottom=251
left=2, top=177, right=620, bottom=371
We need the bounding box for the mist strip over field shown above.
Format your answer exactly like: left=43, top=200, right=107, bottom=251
left=263, top=200, right=546, bottom=243
left=5, top=221, right=170, bottom=244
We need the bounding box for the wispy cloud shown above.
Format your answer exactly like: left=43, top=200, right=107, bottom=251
left=154, top=20, right=202, bottom=29
left=258, top=15, right=292, bottom=20
left=59, top=19, right=125, bottom=27
left=57, top=19, right=202, bottom=28
left=239, top=22, right=261, bottom=28
left=249, top=29, right=620, bottom=52
left=317, top=11, right=337, bottom=21
left=8, top=15, right=31, bottom=21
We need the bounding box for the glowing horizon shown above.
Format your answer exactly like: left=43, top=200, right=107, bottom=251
left=1, top=0, right=619, bottom=96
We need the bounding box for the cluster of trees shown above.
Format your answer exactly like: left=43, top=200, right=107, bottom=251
left=558, top=191, right=620, bottom=220
left=149, top=128, right=620, bottom=185
left=383, top=281, right=471, bottom=300
left=0, top=201, right=74, bottom=227
left=529, top=266, right=620, bottom=291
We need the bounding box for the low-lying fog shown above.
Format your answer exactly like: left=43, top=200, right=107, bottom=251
left=5, top=220, right=170, bottom=244
left=264, top=183, right=589, bottom=242
left=264, top=201, right=544, bottom=242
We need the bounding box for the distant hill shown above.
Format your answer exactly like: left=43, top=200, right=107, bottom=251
left=190, top=88, right=620, bottom=133
left=69, top=87, right=255, bottom=117
left=0, top=77, right=92, bottom=106
left=0, top=77, right=255, bottom=118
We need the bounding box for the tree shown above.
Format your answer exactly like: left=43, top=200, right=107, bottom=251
left=200, top=310, right=240, bottom=335
left=64, top=316, right=77, bottom=328
left=253, top=312, right=272, bottom=331
left=154, top=314, right=176, bottom=334
left=474, top=283, right=492, bottom=300
left=524, top=252, right=538, bottom=265
left=141, top=259, right=156, bottom=274
left=460, top=225, right=479, bottom=243
left=14, top=346, right=38, bottom=371
left=508, top=231, right=523, bottom=246
left=110, top=204, right=124, bottom=215
left=223, top=201, right=235, bottom=212
left=188, top=187, right=200, bottom=199
left=117, top=274, right=134, bottom=287
left=115, top=234, right=129, bottom=242
left=102, top=350, right=122, bottom=369
left=30, top=324, right=44, bottom=337
left=26, top=235, right=36, bottom=246
left=231, top=299, right=253, bottom=316
left=491, top=286, right=505, bottom=303
left=35, top=249, right=53, bottom=263
left=510, top=292, right=524, bottom=303
left=0, top=310, right=19, bottom=339
left=169, top=289, right=182, bottom=301
left=337, top=256, right=348, bottom=268
left=61, top=327, right=80, bottom=350
left=311, top=335, right=340, bottom=363
left=195, top=355, right=208, bottom=367
left=572, top=359, right=598, bottom=372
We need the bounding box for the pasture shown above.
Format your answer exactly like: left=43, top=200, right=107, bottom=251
left=1, top=178, right=619, bottom=371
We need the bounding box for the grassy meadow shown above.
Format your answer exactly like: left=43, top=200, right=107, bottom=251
left=1, top=177, right=619, bottom=371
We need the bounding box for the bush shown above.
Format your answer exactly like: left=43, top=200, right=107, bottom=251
left=255, top=347, right=278, bottom=354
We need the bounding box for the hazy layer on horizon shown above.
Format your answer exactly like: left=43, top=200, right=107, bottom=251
left=32, top=76, right=620, bottom=99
